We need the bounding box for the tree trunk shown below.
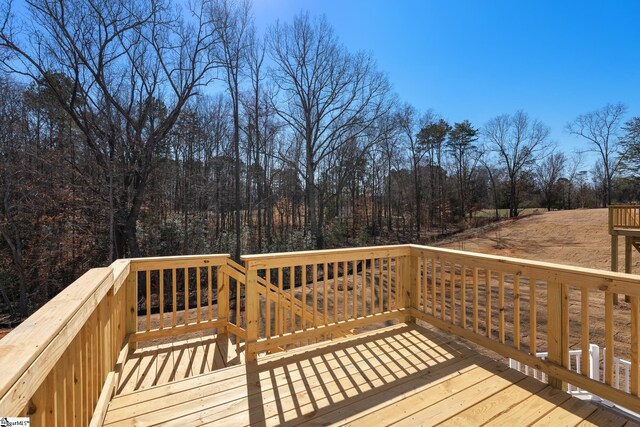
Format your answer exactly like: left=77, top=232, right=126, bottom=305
left=413, top=162, right=421, bottom=236
left=233, top=101, right=241, bottom=261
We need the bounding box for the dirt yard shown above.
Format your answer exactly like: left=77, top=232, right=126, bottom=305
left=440, top=208, right=638, bottom=272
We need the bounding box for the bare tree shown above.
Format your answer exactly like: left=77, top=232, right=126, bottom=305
left=535, top=151, right=566, bottom=211
left=0, top=0, right=218, bottom=257
left=478, top=151, right=503, bottom=220
left=376, top=109, right=402, bottom=232
left=484, top=111, right=550, bottom=217
left=562, top=152, right=584, bottom=209
left=268, top=13, right=389, bottom=247
left=209, top=0, right=252, bottom=260
left=398, top=105, right=434, bottom=236
left=566, top=103, right=627, bottom=206
left=241, top=28, right=277, bottom=252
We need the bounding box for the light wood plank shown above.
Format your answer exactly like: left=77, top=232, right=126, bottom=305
left=498, top=272, right=505, bottom=343
left=472, top=266, right=478, bottom=333
left=530, top=275, right=537, bottom=355
left=314, top=264, right=319, bottom=327
left=421, top=257, right=427, bottom=313
left=302, top=265, right=308, bottom=330
left=266, top=268, right=272, bottom=338
left=605, top=291, right=614, bottom=385
left=440, top=260, right=446, bottom=320
left=632, top=296, right=640, bottom=396
left=145, top=270, right=151, bottom=332
left=437, top=376, right=547, bottom=426
left=483, top=386, right=572, bottom=426
left=460, top=264, right=466, bottom=329
left=242, top=245, right=410, bottom=269
left=387, top=257, right=392, bottom=312
left=323, top=263, right=328, bottom=326
left=531, top=396, right=598, bottom=426
left=514, top=274, right=520, bottom=350
left=431, top=258, right=437, bottom=317
left=159, top=270, right=164, bottom=330
left=581, top=287, right=590, bottom=379
left=106, top=325, right=466, bottom=425
left=486, top=269, right=492, bottom=338
left=207, top=266, right=213, bottom=322
left=184, top=268, right=189, bottom=325
left=450, top=263, right=456, bottom=324
left=104, top=321, right=637, bottom=427
left=390, top=366, right=526, bottom=426
left=172, top=269, right=177, bottom=327
left=196, top=267, right=201, bottom=324
left=576, top=407, right=629, bottom=427
left=191, top=352, right=489, bottom=427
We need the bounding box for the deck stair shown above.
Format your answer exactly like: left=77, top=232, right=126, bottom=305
left=222, top=257, right=349, bottom=350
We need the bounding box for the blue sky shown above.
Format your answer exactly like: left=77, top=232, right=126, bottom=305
left=254, top=0, right=640, bottom=166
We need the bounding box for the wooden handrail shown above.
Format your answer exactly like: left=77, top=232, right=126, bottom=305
left=128, top=253, right=230, bottom=271
left=242, top=245, right=410, bottom=269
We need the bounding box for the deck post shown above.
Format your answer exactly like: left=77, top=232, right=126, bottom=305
left=125, top=270, right=138, bottom=350
left=608, top=206, right=614, bottom=235
left=547, top=281, right=568, bottom=391
left=245, top=264, right=259, bottom=362
left=401, top=252, right=417, bottom=323
left=611, top=233, right=619, bottom=305
left=626, top=237, right=633, bottom=302
left=217, top=268, right=229, bottom=334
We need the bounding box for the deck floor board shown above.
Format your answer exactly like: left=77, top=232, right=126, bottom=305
left=116, top=334, right=234, bottom=395
left=103, top=323, right=636, bottom=426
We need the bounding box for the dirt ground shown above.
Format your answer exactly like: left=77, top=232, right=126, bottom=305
left=439, top=208, right=638, bottom=272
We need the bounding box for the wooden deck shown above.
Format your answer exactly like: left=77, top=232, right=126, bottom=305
left=117, top=334, right=243, bottom=395
left=103, top=323, right=636, bottom=426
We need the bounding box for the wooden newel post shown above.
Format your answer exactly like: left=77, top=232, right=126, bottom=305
left=610, top=206, right=619, bottom=305
left=245, top=264, right=259, bottom=362
left=401, top=252, right=418, bottom=323
left=217, top=268, right=229, bottom=335
left=625, top=237, right=633, bottom=303
left=547, top=281, right=568, bottom=390
left=126, top=270, right=138, bottom=350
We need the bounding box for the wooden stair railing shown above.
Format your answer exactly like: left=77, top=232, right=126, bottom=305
left=222, top=258, right=347, bottom=350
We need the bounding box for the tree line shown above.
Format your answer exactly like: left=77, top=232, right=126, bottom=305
left=0, top=0, right=638, bottom=320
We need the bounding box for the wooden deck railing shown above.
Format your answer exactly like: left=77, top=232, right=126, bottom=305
left=241, top=245, right=407, bottom=360
left=127, top=254, right=232, bottom=343
left=2, top=243, right=640, bottom=424
left=408, top=244, right=640, bottom=412
left=0, top=260, right=130, bottom=426
left=609, top=205, right=640, bottom=233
